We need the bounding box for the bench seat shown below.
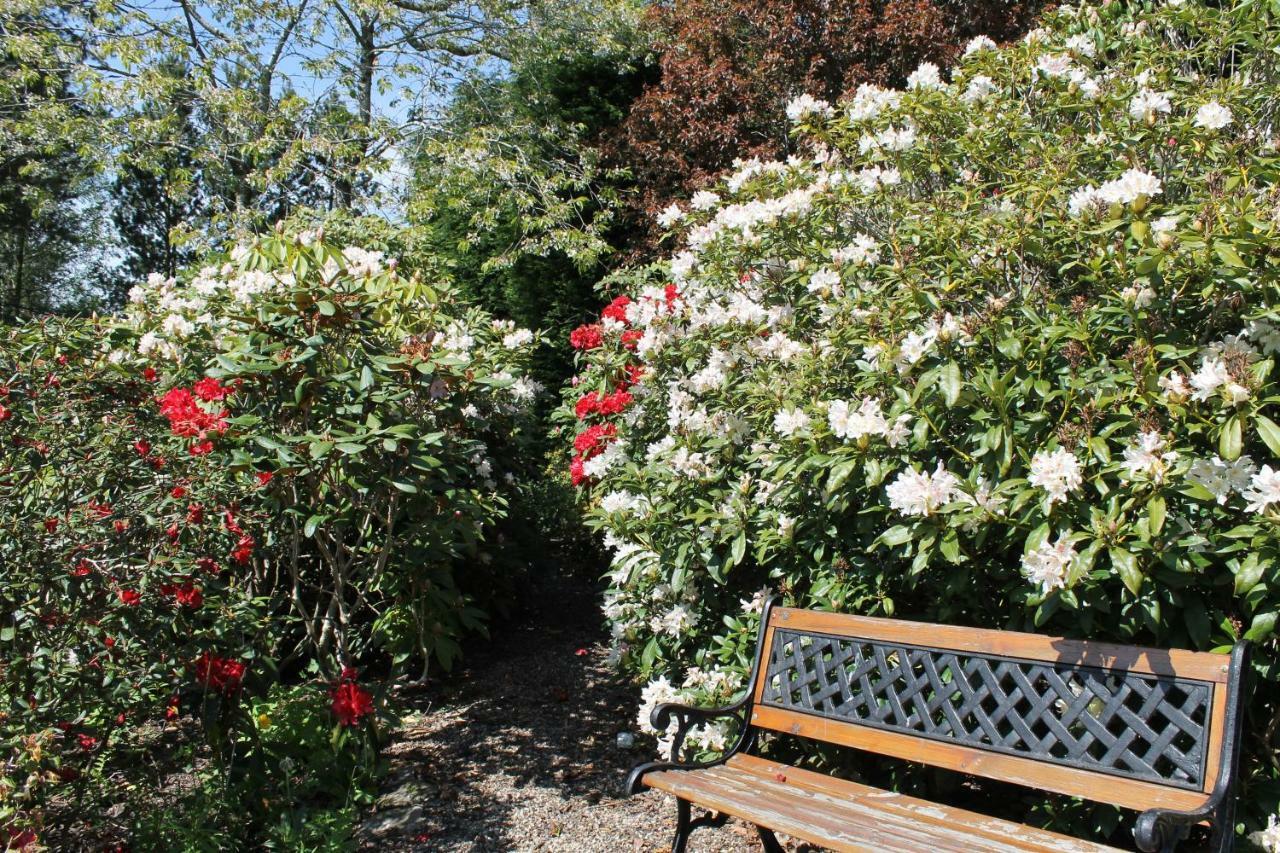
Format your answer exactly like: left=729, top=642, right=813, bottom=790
left=645, top=753, right=1118, bottom=853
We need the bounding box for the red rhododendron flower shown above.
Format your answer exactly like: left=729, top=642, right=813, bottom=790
left=0, top=404, right=10, bottom=422
left=44, top=374, right=59, bottom=389
left=621, top=329, right=643, bottom=350
left=186, top=503, right=204, bottom=524
left=624, top=364, right=645, bottom=386
left=170, top=485, right=187, bottom=499
left=165, top=694, right=181, bottom=720
left=133, top=439, right=151, bottom=457
left=158, top=387, right=228, bottom=440
left=142, top=367, right=158, bottom=383
left=192, top=377, right=232, bottom=402
left=87, top=500, right=111, bottom=519
left=599, top=389, right=633, bottom=415
left=188, top=440, right=214, bottom=456
left=72, top=560, right=92, bottom=577
left=149, top=454, right=167, bottom=469
left=574, top=392, right=601, bottom=419
left=44, top=517, right=57, bottom=533
left=569, top=323, right=604, bottom=351
left=231, top=534, right=255, bottom=565
left=256, top=471, right=273, bottom=486
left=569, top=456, right=585, bottom=486
left=118, top=589, right=141, bottom=606
left=664, top=284, right=681, bottom=307
left=76, top=733, right=99, bottom=750
left=195, top=557, right=220, bottom=574
left=104, top=636, right=115, bottom=648
left=330, top=680, right=375, bottom=726
left=173, top=582, right=203, bottom=609
left=113, top=519, right=129, bottom=534
left=601, top=295, right=631, bottom=324
left=223, top=510, right=242, bottom=534
left=166, top=523, right=180, bottom=542
left=56, top=354, right=68, bottom=367
left=193, top=652, right=246, bottom=695
left=573, top=423, right=616, bottom=458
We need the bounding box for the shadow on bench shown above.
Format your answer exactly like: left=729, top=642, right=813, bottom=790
left=626, top=597, right=1248, bottom=852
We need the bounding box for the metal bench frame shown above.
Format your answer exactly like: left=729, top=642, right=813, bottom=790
left=626, top=597, right=1249, bottom=853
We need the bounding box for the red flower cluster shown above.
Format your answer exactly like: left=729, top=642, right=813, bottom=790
left=601, top=295, right=631, bottom=323
left=117, top=589, right=141, bottom=606
left=330, top=671, right=375, bottom=726
left=160, top=578, right=203, bottom=609
left=158, top=386, right=228, bottom=453
left=569, top=323, right=604, bottom=351
left=194, top=652, right=247, bottom=695
left=574, top=389, right=633, bottom=419
left=192, top=377, right=232, bottom=402
left=573, top=423, right=617, bottom=458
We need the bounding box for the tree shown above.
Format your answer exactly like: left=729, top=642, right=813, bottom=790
left=605, top=0, right=1046, bottom=252
left=0, top=2, right=106, bottom=319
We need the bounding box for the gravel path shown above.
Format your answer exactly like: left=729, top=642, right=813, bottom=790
left=356, top=576, right=805, bottom=852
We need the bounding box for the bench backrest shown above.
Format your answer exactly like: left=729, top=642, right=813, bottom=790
left=748, top=606, right=1244, bottom=813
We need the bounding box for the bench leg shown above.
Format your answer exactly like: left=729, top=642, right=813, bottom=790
left=756, top=826, right=784, bottom=853
left=671, top=798, right=692, bottom=853
left=670, top=798, right=731, bottom=852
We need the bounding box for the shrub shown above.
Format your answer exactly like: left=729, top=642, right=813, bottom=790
left=564, top=0, right=1280, bottom=837
left=0, top=229, right=541, bottom=845
left=604, top=0, right=1044, bottom=251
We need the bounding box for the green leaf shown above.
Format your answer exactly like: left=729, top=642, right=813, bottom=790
left=1146, top=495, right=1166, bottom=536
left=317, top=300, right=336, bottom=316
left=1214, top=242, right=1247, bottom=268
left=941, top=361, right=962, bottom=407
left=730, top=532, right=746, bottom=567
left=1244, top=611, right=1277, bottom=642
left=1257, top=415, right=1280, bottom=457
left=1110, top=548, right=1143, bottom=596
left=1219, top=414, right=1243, bottom=461
left=303, top=515, right=323, bottom=537
left=877, top=525, right=914, bottom=548
left=1234, top=553, right=1266, bottom=595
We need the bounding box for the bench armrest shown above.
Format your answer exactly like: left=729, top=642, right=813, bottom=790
left=624, top=696, right=753, bottom=795
left=1135, top=641, right=1249, bottom=853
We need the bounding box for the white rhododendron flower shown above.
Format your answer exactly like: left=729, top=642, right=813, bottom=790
left=1029, top=448, right=1083, bottom=504
left=1243, top=465, right=1280, bottom=514
left=963, top=35, right=997, bottom=56
left=886, top=463, right=959, bottom=517
left=1194, top=100, right=1233, bottom=130
left=906, top=62, right=943, bottom=90
left=1021, top=535, right=1079, bottom=593
left=1129, top=88, right=1172, bottom=120
left=785, top=94, right=833, bottom=122
left=828, top=398, right=889, bottom=442
left=773, top=408, right=812, bottom=437
left=962, top=75, right=997, bottom=103
left=1098, top=168, right=1162, bottom=205
left=1121, top=431, right=1177, bottom=482
left=656, top=204, right=684, bottom=228
left=1036, top=54, right=1074, bottom=79
left=1187, top=456, right=1256, bottom=504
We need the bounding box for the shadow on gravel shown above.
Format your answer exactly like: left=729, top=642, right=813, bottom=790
left=357, top=574, right=662, bottom=851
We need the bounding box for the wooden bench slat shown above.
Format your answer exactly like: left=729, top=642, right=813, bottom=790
left=644, top=758, right=1121, bottom=853
left=749, top=702, right=1212, bottom=813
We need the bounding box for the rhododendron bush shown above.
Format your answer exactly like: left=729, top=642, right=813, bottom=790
left=0, top=231, right=540, bottom=842
left=564, top=0, right=1280, bottom=835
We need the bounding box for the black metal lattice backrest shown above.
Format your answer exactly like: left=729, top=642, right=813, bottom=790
left=759, top=628, right=1214, bottom=790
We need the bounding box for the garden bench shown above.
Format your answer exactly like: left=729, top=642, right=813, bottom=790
left=626, top=598, right=1248, bottom=852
